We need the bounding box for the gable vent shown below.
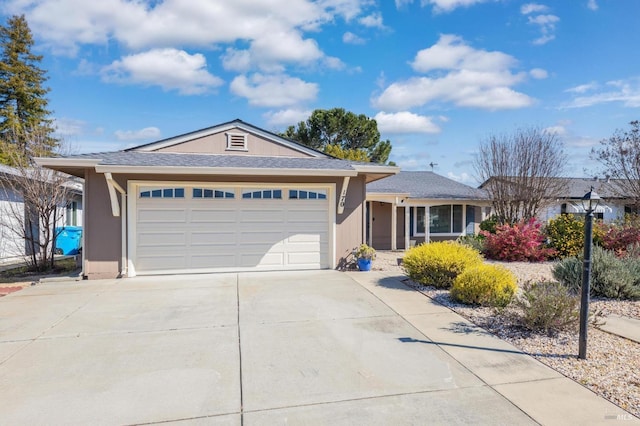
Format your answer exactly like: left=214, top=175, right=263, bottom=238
left=226, top=132, right=248, bottom=151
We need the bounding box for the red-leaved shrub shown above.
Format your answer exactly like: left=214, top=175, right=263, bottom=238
left=598, top=218, right=640, bottom=257
left=481, top=218, right=556, bottom=262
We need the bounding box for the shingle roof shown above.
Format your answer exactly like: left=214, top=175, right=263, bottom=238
left=367, top=171, right=488, bottom=200
left=67, top=151, right=359, bottom=171
left=548, top=177, right=626, bottom=199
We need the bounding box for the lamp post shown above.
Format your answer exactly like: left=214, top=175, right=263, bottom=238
left=579, top=186, right=601, bottom=360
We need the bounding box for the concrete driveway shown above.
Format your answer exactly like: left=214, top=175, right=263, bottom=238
left=0, top=271, right=634, bottom=425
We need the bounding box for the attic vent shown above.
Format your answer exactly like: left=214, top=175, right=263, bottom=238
left=226, top=132, right=248, bottom=151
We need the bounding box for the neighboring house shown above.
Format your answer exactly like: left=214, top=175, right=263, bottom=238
left=366, top=171, right=490, bottom=250
left=537, top=177, right=636, bottom=223
left=36, top=119, right=398, bottom=279
left=0, top=164, right=83, bottom=260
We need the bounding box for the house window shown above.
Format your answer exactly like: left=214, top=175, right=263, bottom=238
left=193, top=188, right=235, bottom=199
left=241, top=189, right=282, bottom=199
left=289, top=189, right=327, bottom=200
left=412, top=204, right=465, bottom=235
left=430, top=204, right=464, bottom=234
left=66, top=201, right=78, bottom=226
left=226, top=132, right=248, bottom=151
left=139, top=188, right=185, bottom=198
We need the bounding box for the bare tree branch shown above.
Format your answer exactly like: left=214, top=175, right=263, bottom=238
left=474, top=127, right=568, bottom=225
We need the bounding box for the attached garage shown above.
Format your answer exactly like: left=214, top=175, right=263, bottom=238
left=35, top=119, right=398, bottom=279
left=131, top=182, right=333, bottom=275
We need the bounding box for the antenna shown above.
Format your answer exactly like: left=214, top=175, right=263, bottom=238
left=429, top=162, right=438, bottom=171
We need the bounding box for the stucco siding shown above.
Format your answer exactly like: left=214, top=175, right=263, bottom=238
left=157, top=128, right=313, bottom=158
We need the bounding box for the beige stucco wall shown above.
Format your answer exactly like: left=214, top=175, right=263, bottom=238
left=158, top=128, right=312, bottom=158
left=82, top=172, right=365, bottom=279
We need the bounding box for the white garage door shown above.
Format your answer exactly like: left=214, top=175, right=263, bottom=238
left=132, top=184, right=332, bottom=275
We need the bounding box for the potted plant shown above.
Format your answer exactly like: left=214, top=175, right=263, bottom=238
left=354, top=243, right=376, bottom=271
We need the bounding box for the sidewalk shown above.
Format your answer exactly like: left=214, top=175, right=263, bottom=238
left=598, top=315, right=640, bottom=344
left=347, top=271, right=639, bottom=425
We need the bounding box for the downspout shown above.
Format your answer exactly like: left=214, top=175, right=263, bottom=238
left=103, top=173, right=128, bottom=277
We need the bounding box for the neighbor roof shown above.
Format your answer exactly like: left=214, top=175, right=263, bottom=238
left=479, top=176, right=629, bottom=199
left=367, top=171, right=488, bottom=200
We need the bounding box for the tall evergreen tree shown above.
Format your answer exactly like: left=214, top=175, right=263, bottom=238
left=282, top=108, right=393, bottom=164
left=0, top=15, right=56, bottom=164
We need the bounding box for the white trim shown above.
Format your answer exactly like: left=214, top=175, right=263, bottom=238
left=127, top=180, right=336, bottom=275
left=337, top=176, right=350, bottom=215
left=95, top=164, right=357, bottom=178
left=34, top=157, right=101, bottom=168
left=132, top=120, right=326, bottom=158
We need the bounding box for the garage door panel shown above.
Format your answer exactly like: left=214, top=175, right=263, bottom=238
left=137, top=254, right=187, bottom=271
left=190, top=231, right=236, bottom=245
left=138, top=209, right=186, bottom=223
left=189, top=209, right=237, bottom=223
left=240, top=210, right=284, bottom=222
left=240, top=252, right=284, bottom=267
left=135, top=185, right=331, bottom=274
left=138, top=232, right=186, bottom=247
left=189, top=254, right=236, bottom=268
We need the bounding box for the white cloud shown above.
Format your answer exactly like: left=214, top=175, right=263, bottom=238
left=114, top=127, right=161, bottom=141
left=375, top=112, right=441, bottom=134
left=447, top=171, right=474, bottom=184
left=230, top=73, right=318, bottom=107
left=529, top=68, right=548, bottom=79
left=522, top=5, right=560, bottom=46
left=565, top=82, right=598, bottom=93
left=101, top=48, right=223, bottom=95
left=563, top=77, right=640, bottom=108
left=425, top=0, right=493, bottom=13
left=520, top=3, right=548, bottom=14
left=54, top=118, right=85, bottom=137
left=7, top=0, right=368, bottom=73
left=358, top=12, right=384, bottom=28
left=544, top=125, right=567, bottom=136
left=395, top=0, right=413, bottom=8
left=373, top=34, right=534, bottom=111
left=587, top=0, right=598, bottom=11
left=343, top=32, right=366, bottom=45
left=264, top=109, right=312, bottom=127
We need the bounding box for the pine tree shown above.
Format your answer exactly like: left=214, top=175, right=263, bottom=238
left=0, top=15, right=56, bottom=164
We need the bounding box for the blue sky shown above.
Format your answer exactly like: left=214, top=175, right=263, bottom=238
left=3, top=0, right=640, bottom=184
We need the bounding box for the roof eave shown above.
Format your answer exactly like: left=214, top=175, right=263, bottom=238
left=94, top=164, right=358, bottom=177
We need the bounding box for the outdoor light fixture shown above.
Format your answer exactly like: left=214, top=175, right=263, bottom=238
left=579, top=186, right=601, bottom=360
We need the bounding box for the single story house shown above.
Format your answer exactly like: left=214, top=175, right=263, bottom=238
left=538, top=177, right=637, bottom=223
left=366, top=171, right=490, bottom=250
left=36, top=119, right=398, bottom=279
left=0, top=164, right=82, bottom=260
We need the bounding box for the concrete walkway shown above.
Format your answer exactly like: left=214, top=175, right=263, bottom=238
left=597, top=314, right=640, bottom=344
left=347, top=271, right=639, bottom=425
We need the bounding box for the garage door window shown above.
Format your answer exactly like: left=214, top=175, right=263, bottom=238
left=193, top=188, right=235, bottom=199
left=242, top=189, right=282, bottom=199
left=289, top=189, right=327, bottom=200
left=139, top=187, right=185, bottom=198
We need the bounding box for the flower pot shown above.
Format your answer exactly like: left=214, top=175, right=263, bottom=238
left=357, top=258, right=372, bottom=271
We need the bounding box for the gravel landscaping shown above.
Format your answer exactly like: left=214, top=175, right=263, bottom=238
left=373, top=250, right=640, bottom=418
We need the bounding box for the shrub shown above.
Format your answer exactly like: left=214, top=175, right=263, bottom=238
left=450, top=264, right=517, bottom=307
left=513, top=281, right=579, bottom=335
left=553, top=246, right=640, bottom=299
left=481, top=218, right=556, bottom=262
left=598, top=214, right=640, bottom=256
left=545, top=214, right=584, bottom=258
left=402, top=242, right=483, bottom=289
left=456, top=234, right=485, bottom=253
left=479, top=215, right=500, bottom=234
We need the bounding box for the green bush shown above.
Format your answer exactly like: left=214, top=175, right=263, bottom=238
left=545, top=214, right=584, bottom=258
left=456, top=234, right=485, bottom=252
left=450, top=264, right=517, bottom=307
left=402, top=242, right=483, bottom=289
left=514, top=281, right=579, bottom=335
left=479, top=215, right=500, bottom=234
left=553, top=246, right=640, bottom=299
